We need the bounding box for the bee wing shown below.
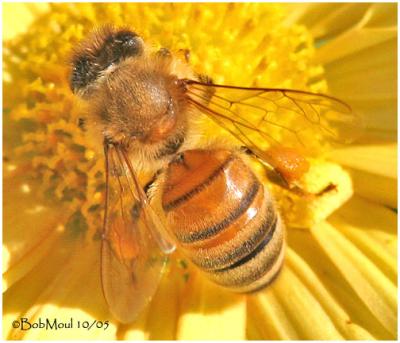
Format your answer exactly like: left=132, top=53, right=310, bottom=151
left=101, top=143, right=175, bottom=323
left=185, top=80, right=362, bottom=157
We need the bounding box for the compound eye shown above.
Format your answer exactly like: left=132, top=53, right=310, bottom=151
left=70, top=56, right=96, bottom=93
left=115, top=32, right=137, bottom=46
left=113, top=31, right=143, bottom=59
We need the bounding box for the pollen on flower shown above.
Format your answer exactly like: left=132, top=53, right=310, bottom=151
left=270, top=160, right=353, bottom=228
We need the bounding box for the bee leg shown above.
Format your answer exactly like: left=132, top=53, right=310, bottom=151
left=157, top=48, right=190, bottom=63
left=240, top=146, right=290, bottom=189
left=198, top=74, right=213, bottom=85
left=130, top=169, right=163, bottom=221
left=157, top=47, right=172, bottom=58
left=77, top=117, right=86, bottom=131
left=241, top=145, right=302, bottom=190
left=315, top=183, right=338, bottom=196
left=144, top=169, right=163, bottom=195
left=273, top=170, right=338, bottom=198
left=240, top=146, right=254, bottom=156
left=197, top=74, right=215, bottom=103
left=130, top=202, right=142, bottom=221
left=178, top=48, right=190, bottom=63
left=266, top=167, right=336, bottom=199
left=240, top=146, right=336, bottom=198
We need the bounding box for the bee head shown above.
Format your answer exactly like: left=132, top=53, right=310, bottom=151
left=70, top=25, right=144, bottom=97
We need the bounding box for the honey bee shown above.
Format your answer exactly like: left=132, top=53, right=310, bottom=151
left=69, top=26, right=360, bottom=323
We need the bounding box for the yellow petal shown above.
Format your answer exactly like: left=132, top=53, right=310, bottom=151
left=330, top=144, right=397, bottom=179
left=4, top=239, right=74, bottom=339
left=4, top=241, right=117, bottom=340
left=146, top=263, right=184, bottom=340
left=247, top=281, right=299, bottom=339
left=331, top=196, right=397, bottom=259
left=322, top=39, right=396, bottom=142
left=289, top=225, right=395, bottom=339
left=329, top=144, right=397, bottom=208
left=311, top=4, right=397, bottom=142
left=3, top=172, right=71, bottom=291
left=286, top=3, right=371, bottom=38
left=323, top=35, right=396, bottom=116
left=316, top=25, right=396, bottom=67
left=330, top=216, right=397, bottom=285
left=286, top=249, right=375, bottom=339
left=249, top=261, right=343, bottom=339
left=348, top=168, right=396, bottom=209
left=314, top=4, right=397, bottom=64
left=311, top=221, right=397, bottom=337
left=117, top=310, right=149, bottom=340
left=176, top=269, right=246, bottom=340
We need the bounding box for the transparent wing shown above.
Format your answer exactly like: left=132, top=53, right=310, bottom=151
left=101, top=143, right=175, bottom=323
left=185, top=80, right=362, bottom=158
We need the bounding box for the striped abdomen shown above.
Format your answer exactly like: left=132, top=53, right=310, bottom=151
left=162, top=149, right=284, bottom=292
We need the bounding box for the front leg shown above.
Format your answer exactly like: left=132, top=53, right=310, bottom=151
left=157, top=47, right=190, bottom=63
left=241, top=146, right=336, bottom=198
left=130, top=169, right=163, bottom=220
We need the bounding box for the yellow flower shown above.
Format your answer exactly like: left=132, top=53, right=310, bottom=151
left=3, top=3, right=397, bottom=340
